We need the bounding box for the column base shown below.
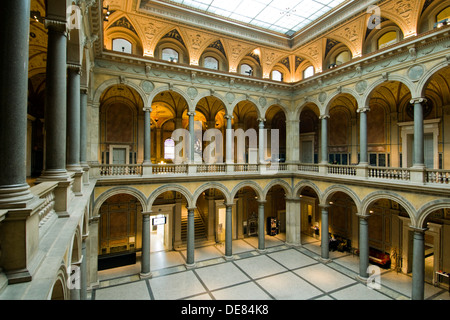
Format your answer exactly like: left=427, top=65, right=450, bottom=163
left=355, top=274, right=369, bottom=284
left=224, top=255, right=234, bottom=261
left=185, top=263, right=196, bottom=269
left=257, top=248, right=267, bottom=254
left=0, top=184, right=34, bottom=209
left=139, top=272, right=152, bottom=279
left=318, top=257, right=332, bottom=264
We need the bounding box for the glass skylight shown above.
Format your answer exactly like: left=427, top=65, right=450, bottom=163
left=163, top=0, right=349, bottom=35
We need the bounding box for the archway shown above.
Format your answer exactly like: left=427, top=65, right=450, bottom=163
left=298, top=185, right=321, bottom=243
left=299, top=103, right=320, bottom=164
left=97, top=193, right=143, bottom=270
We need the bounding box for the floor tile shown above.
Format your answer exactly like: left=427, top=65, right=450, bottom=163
left=194, top=262, right=250, bottom=291
left=149, top=270, right=206, bottom=300
left=330, top=283, right=392, bottom=300
left=233, top=255, right=287, bottom=279
left=211, top=282, right=272, bottom=300
left=294, top=263, right=356, bottom=292
left=268, top=249, right=318, bottom=270
left=257, top=272, right=323, bottom=300
left=95, top=281, right=150, bottom=300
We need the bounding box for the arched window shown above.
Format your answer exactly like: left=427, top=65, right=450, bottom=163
left=162, top=48, right=179, bottom=62
left=204, top=56, right=219, bottom=70
left=335, top=51, right=351, bottom=66
left=378, top=31, right=397, bottom=50
left=240, top=64, right=253, bottom=76
left=112, top=38, right=132, bottom=54
left=164, top=138, right=175, bottom=160
left=303, top=66, right=314, bottom=79
left=271, top=70, right=283, bottom=81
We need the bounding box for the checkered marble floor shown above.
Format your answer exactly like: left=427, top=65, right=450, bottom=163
left=91, top=236, right=450, bottom=301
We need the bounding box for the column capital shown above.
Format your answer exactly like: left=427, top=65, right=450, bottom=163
left=319, top=203, right=330, bottom=209
left=67, top=63, right=82, bottom=74
left=257, top=199, right=266, bottom=204
left=224, top=114, right=234, bottom=120
left=257, top=117, right=266, bottom=123
left=319, top=114, right=330, bottom=120
left=357, top=107, right=370, bottom=113
left=357, top=213, right=371, bottom=220
left=409, top=225, right=428, bottom=233
left=44, top=18, right=68, bottom=34
left=141, top=211, right=153, bottom=216
left=187, top=111, right=196, bottom=117
left=410, top=97, right=427, bottom=104
left=143, top=107, right=152, bottom=113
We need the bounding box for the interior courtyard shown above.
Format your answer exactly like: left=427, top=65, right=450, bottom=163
left=1, top=0, right=450, bottom=302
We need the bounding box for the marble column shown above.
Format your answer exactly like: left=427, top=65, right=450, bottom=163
left=411, top=227, right=426, bottom=300
left=143, top=107, right=152, bottom=164
left=66, top=64, right=82, bottom=171
left=320, top=115, right=329, bottom=164
left=285, top=198, right=301, bottom=246
left=258, top=118, right=266, bottom=164
left=258, top=200, right=266, bottom=252
left=0, top=0, right=33, bottom=206
left=186, top=207, right=196, bottom=267
left=225, top=203, right=233, bottom=259
left=80, top=89, right=89, bottom=169
left=140, top=212, right=152, bottom=278
left=225, top=115, right=233, bottom=164
left=320, top=205, right=331, bottom=262
left=40, top=19, right=70, bottom=181
left=358, top=107, right=369, bottom=165
left=80, top=237, right=87, bottom=300
left=188, top=112, right=195, bottom=163
left=411, top=98, right=426, bottom=167
left=358, top=214, right=370, bottom=280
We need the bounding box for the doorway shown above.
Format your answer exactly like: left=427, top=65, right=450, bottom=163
left=151, top=214, right=169, bottom=252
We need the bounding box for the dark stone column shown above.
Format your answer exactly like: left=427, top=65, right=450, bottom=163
left=39, top=19, right=70, bottom=181
left=66, top=64, right=82, bottom=171
left=0, top=0, right=33, bottom=207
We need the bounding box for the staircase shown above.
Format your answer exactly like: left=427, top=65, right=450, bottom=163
left=181, top=209, right=207, bottom=243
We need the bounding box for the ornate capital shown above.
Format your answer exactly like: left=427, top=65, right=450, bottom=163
left=187, top=111, right=196, bottom=117
left=410, top=97, right=427, bottom=104
left=143, top=107, right=152, bottom=113
left=44, top=18, right=68, bottom=34
left=67, top=63, right=82, bottom=74
left=319, top=114, right=330, bottom=120
left=357, top=107, right=370, bottom=113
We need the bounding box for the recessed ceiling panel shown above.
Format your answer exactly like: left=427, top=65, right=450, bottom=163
left=159, top=0, right=350, bottom=35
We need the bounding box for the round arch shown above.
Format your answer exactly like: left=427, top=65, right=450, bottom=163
left=93, top=187, right=148, bottom=216
left=230, top=181, right=264, bottom=201
left=93, top=78, right=148, bottom=107
left=49, top=264, right=69, bottom=300
left=323, top=88, right=360, bottom=116
left=293, top=180, right=322, bottom=199
left=192, top=182, right=231, bottom=205
left=295, top=100, right=321, bottom=122
left=417, top=199, right=450, bottom=228
left=417, top=62, right=450, bottom=98
left=147, top=184, right=194, bottom=210
left=263, top=179, right=293, bottom=199
left=361, top=191, right=417, bottom=224
left=321, top=185, right=362, bottom=212
left=361, top=76, right=416, bottom=109
left=147, top=86, right=194, bottom=113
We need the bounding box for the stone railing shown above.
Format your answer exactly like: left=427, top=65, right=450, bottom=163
left=90, top=162, right=450, bottom=189
left=426, top=169, right=450, bottom=184
left=196, top=164, right=226, bottom=174
left=152, top=163, right=188, bottom=175
left=30, top=182, right=58, bottom=230
left=369, top=166, right=411, bottom=181
left=99, top=164, right=142, bottom=176
left=327, top=164, right=357, bottom=176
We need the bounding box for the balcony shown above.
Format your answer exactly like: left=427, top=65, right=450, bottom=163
left=90, top=162, right=450, bottom=192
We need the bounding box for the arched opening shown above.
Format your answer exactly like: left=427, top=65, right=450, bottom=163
left=97, top=193, right=143, bottom=270
left=327, top=94, right=358, bottom=165
left=151, top=90, right=189, bottom=164
left=367, top=81, right=412, bottom=168
left=232, top=101, right=259, bottom=164
left=99, top=84, right=144, bottom=165
left=299, top=104, right=320, bottom=164
left=265, top=105, right=286, bottom=162
left=303, top=65, right=314, bottom=79
left=298, top=186, right=320, bottom=243
left=50, top=277, right=66, bottom=300
left=264, top=185, right=288, bottom=244
left=112, top=38, right=132, bottom=54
